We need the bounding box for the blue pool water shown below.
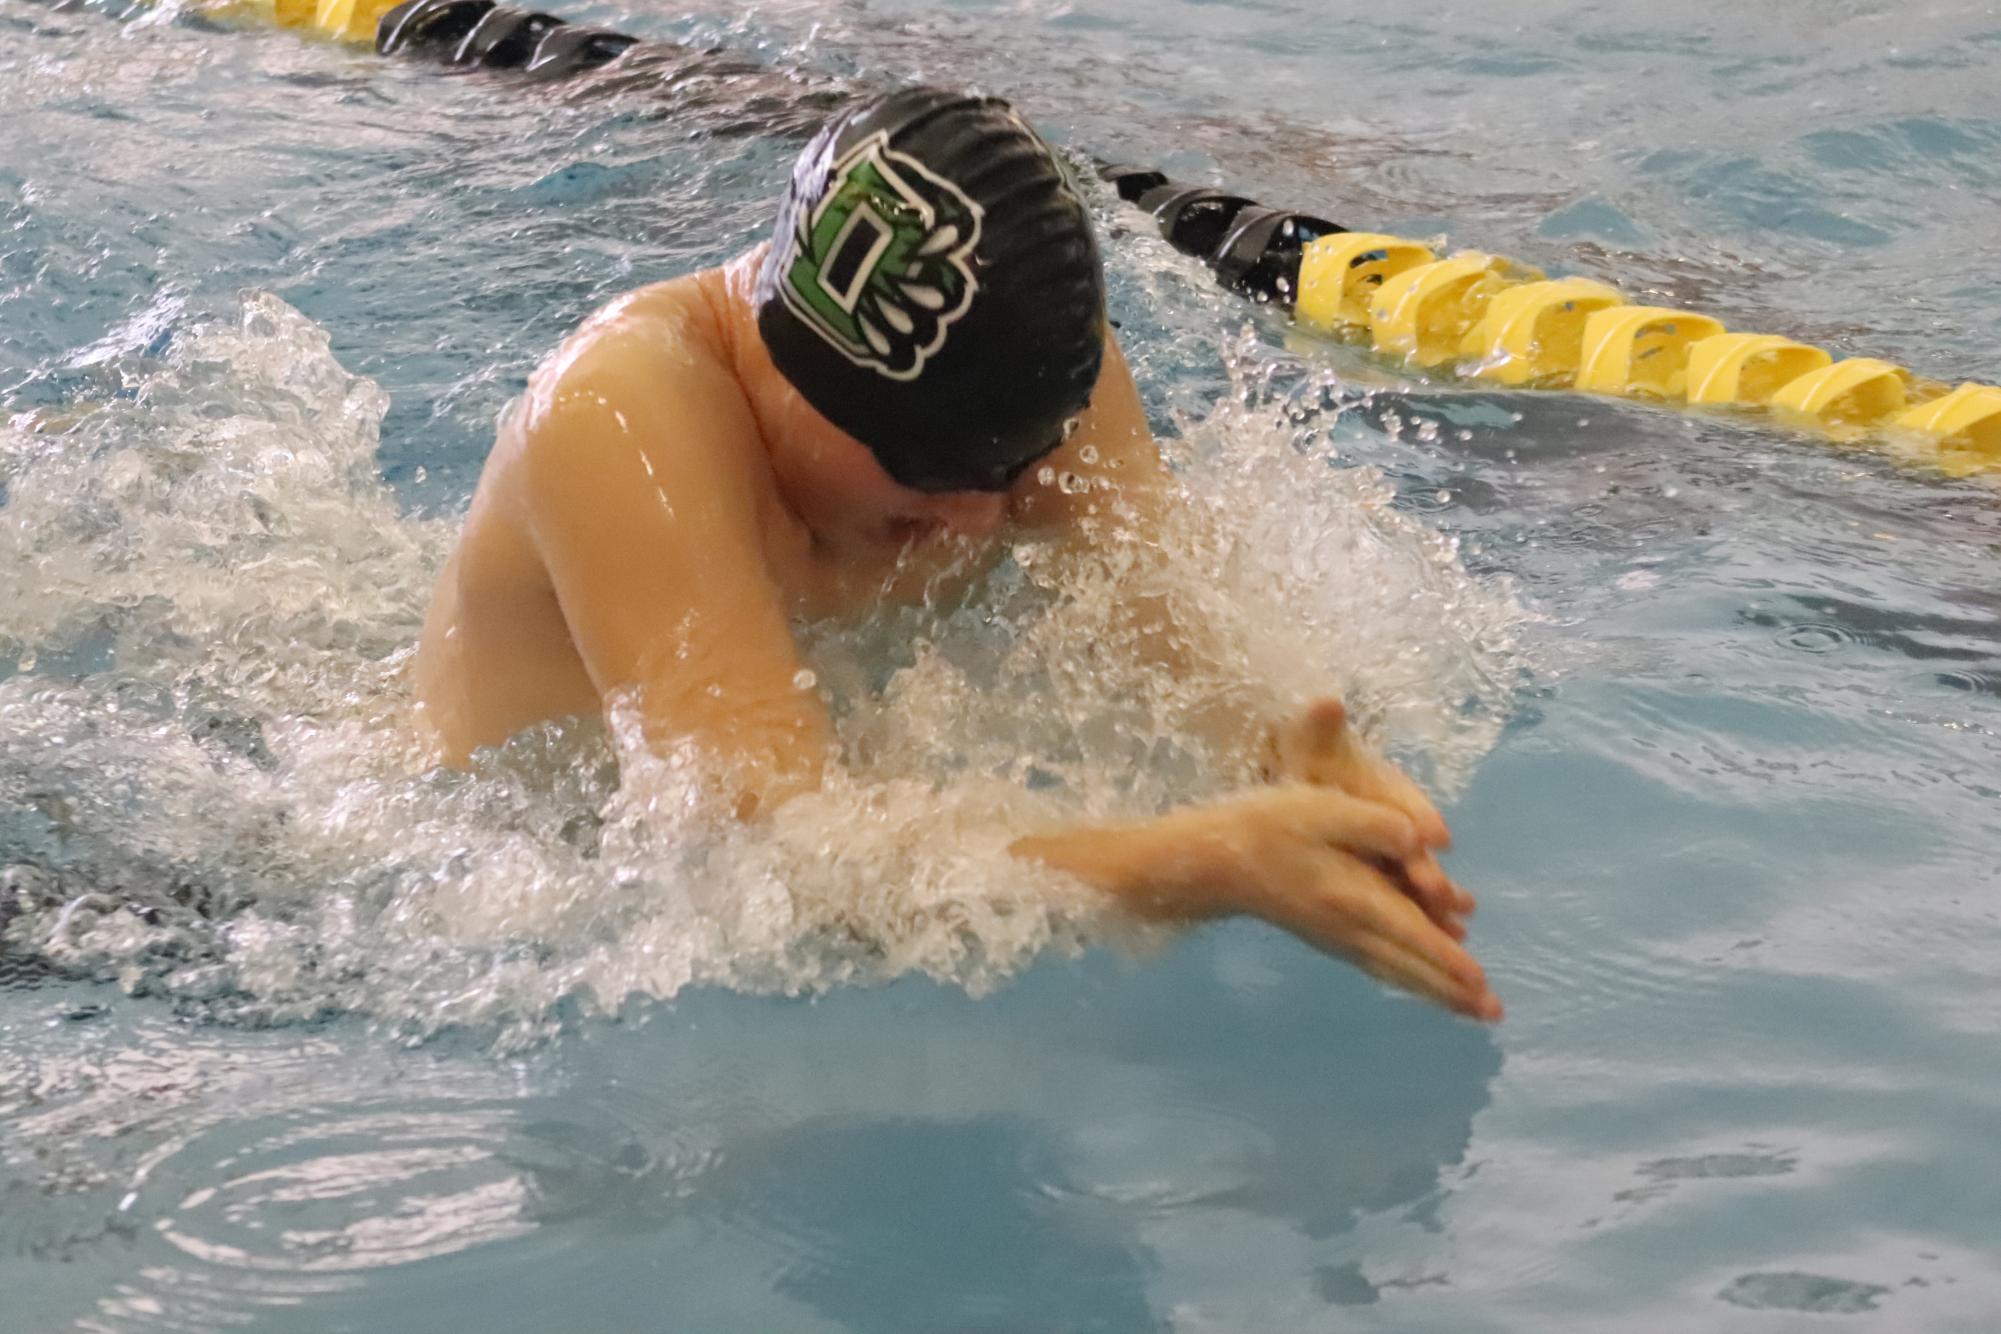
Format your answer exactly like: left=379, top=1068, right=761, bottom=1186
left=4, top=0, right=2000, bottom=1329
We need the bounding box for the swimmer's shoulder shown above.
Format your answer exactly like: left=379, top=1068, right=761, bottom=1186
left=498, top=266, right=774, bottom=518
left=519, top=273, right=732, bottom=422
left=495, top=271, right=752, bottom=476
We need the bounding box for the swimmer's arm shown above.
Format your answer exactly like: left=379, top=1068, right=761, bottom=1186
left=1009, top=331, right=1268, bottom=761
left=1008, top=331, right=1204, bottom=667
left=1012, top=336, right=1447, bottom=811
left=1008, top=335, right=1481, bottom=992
left=1009, top=784, right=1499, bottom=1021
left=1009, top=328, right=1174, bottom=528
left=521, top=330, right=830, bottom=817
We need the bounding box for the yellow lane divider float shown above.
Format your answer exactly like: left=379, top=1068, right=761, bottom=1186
left=1289, top=235, right=1998, bottom=475
left=1108, top=165, right=2000, bottom=479
left=219, top=0, right=399, bottom=39
left=169, top=0, right=2001, bottom=479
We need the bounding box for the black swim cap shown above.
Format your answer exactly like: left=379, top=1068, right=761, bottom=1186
left=756, top=86, right=1106, bottom=493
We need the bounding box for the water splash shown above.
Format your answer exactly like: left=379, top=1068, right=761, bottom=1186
left=0, top=294, right=1525, bottom=1043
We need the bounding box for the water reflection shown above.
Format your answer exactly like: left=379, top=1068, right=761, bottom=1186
left=544, top=947, right=1500, bottom=1328
left=1, top=954, right=1500, bottom=1331
left=704, top=1115, right=1161, bottom=1332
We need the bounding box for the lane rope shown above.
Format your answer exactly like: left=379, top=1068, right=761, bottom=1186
left=156, top=0, right=2001, bottom=476
left=1098, top=165, right=2000, bottom=476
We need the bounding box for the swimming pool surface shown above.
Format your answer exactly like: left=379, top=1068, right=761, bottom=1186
left=3, top=1, right=1999, bottom=1329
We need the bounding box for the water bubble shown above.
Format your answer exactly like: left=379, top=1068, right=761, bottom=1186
left=792, top=669, right=817, bottom=692
left=1078, top=444, right=1099, bottom=465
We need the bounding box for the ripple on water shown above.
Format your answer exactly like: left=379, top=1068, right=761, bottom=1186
left=1718, top=1270, right=1892, bottom=1314
left=1935, top=668, right=2001, bottom=700
left=95, top=1094, right=722, bottom=1329
left=693, top=1114, right=1160, bottom=1332
left=0, top=999, right=722, bottom=1332
left=1045, top=1095, right=1278, bottom=1213
left=150, top=1104, right=541, bottom=1275
left=1776, top=622, right=1858, bottom=655
left=1637, top=1148, right=1797, bottom=1181
left=1498, top=925, right=1714, bottom=1037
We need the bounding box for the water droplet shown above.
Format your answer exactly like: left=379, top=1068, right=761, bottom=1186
left=1078, top=444, right=1099, bottom=465
left=1058, top=471, right=1088, bottom=495
left=1036, top=466, right=1057, bottom=486
left=1435, top=490, right=1452, bottom=505
left=791, top=669, right=817, bottom=692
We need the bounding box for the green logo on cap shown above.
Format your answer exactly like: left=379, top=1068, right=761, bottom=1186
left=778, top=131, right=984, bottom=382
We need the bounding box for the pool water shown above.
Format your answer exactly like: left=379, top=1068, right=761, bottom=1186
left=4, top=0, right=2000, bottom=1329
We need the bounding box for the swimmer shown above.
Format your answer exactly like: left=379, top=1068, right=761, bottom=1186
left=414, top=86, right=1502, bottom=1022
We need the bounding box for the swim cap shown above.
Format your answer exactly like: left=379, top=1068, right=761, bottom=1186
left=756, top=87, right=1106, bottom=493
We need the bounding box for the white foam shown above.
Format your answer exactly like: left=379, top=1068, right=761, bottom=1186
left=0, top=294, right=1525, bottom=1043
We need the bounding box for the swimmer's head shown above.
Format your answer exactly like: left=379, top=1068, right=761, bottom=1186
left=755, top=86, right=1105, bottom=493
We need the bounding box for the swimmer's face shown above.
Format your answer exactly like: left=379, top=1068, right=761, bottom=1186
left=782, top=402, right=1010, bottom=552
left=727, top=248, right=1008, bottom=551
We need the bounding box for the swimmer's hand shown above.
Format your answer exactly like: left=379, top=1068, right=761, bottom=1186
left=1260, top=697, right=1471, bottom=940
left=1012, top=784, right=1503, bottom=1023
